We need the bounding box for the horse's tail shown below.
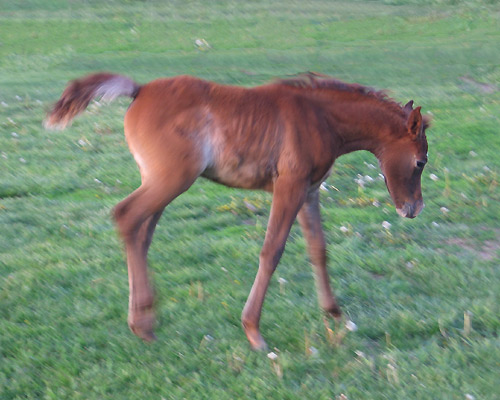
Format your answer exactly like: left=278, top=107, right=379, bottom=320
left=44, top=73, right=141, bottom=130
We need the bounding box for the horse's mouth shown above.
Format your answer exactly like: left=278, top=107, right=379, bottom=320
left=396, top=201, right=424, bottom=219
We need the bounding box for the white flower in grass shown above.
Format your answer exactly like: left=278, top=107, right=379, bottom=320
left=94, top=178, right=102, bottom=184
left=278, top=277, right=287, bottom=294
left=345, top=320, right=358, bottom=332
left=320, top=182, right=329, bottom=192
left=267, top=351, right=278, bottom=361
left=243, top=200, right=257, bottom=212
left=308, top=346, right=319, bottom=356
left=19, top=157, right=26, bottom=163
left=339, top=226, right=349, bottom=233
left=194, top=38, right=211, bottom=50
left=15, top=95, right=22, bottom=101
left=1, top=101, right=8, bottom=107
left=364, top=175, right=374, bottom=182
left=11, top=132, right=19, bottom=138
left=430, top=173, right=439, bottom=181
left=382, top=221, right=391, bottom=230
left=465, top=395, right=475, bottom=400
left=440, top=207, right=449, bottom=214
left=432, top=221, right=440, bottom=227
left=354, top=175, right=365, bottom=188
left=355, top=350, right=366, bottom=358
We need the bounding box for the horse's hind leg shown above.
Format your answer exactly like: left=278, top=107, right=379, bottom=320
left=138, top=210, right=164, bottom=258
left=113, top=167, right=199, bottom=341
left=297, top=189, right=341, bottom=318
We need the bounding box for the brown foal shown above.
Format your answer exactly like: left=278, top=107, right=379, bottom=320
left=45, top=72, right=429, bottom=350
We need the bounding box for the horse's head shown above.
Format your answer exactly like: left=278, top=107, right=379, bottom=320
left=378, top=101, right=429, bottom=219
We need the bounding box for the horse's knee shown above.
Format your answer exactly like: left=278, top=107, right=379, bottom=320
left=259, top=244, right=285, bottom=270
left=112, top=200, right=126, bottom=223
left=309, top=244, right=327, bottom=267
left=113, top=199, right=138, bottom=240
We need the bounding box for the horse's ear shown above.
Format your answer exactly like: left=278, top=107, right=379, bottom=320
left=404, top=100, right=414, bottom=113
left=407, top=106, right=423, bottom=138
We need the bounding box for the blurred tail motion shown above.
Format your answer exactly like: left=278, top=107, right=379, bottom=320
left=44, top=73, right=140, bottom=130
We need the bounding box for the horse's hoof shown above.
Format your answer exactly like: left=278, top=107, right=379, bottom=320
left=128, top=311, right=156, bottom=342
left=131, top=325, right=157, bottom=342
left=251, top=340, right=269, bottom=352
left=243, top=325, right=268, bottom=351
left=326, top=304, right=342, bottom=320
left=248, top=333, right=268, bottom=351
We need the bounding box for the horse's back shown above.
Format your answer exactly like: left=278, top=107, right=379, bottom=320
left=123, top=76, right=336, bottom=190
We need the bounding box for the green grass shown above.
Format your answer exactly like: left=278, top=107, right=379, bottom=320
left=1, top=1, right=499, bottom=399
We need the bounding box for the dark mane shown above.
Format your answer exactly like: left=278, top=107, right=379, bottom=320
left=276, top=72, right=409, bottom=119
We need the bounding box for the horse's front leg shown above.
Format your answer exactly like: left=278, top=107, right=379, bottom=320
left=241, top=176, right=308, bottom=350
left=297, top=189, right=342, bottom=318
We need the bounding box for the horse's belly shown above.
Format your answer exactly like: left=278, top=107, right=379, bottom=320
left=202, top=159, right=274, bottom=190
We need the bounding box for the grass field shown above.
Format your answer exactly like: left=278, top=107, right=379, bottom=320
left=1, top=0, right=499, bottom=399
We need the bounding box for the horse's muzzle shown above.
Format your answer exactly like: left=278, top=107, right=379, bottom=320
left=396, top=200, right=424, bottom=219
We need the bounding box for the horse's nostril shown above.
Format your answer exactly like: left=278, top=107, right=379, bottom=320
left=397, top=202, right=421, bottom=218
left=409, top=200, right=424, bottom=218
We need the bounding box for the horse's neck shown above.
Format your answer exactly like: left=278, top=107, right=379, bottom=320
left=329, top=101, right=395, bottom=159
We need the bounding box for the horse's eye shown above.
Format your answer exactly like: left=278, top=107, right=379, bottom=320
left=416, top=160, right=426, bottom=169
